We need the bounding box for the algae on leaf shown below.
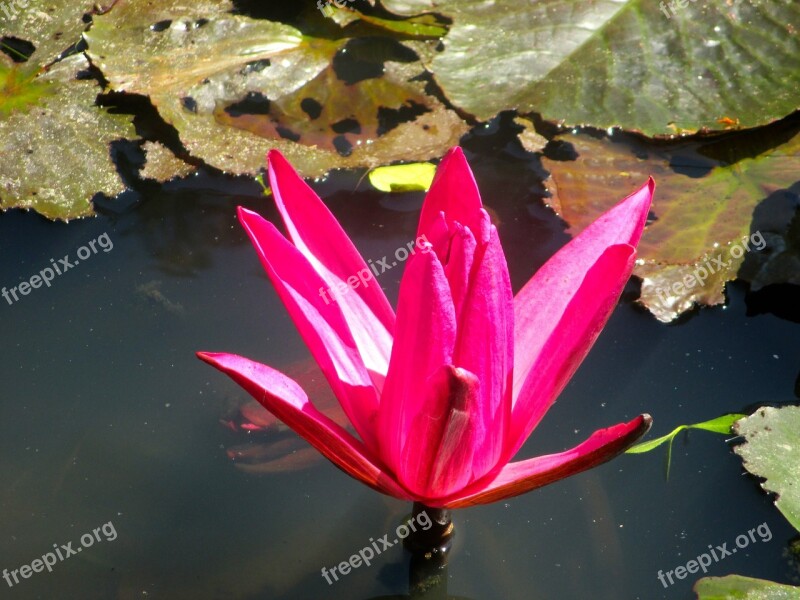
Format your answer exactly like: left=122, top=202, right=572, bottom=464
left=0, top=54, right=135, bottom=220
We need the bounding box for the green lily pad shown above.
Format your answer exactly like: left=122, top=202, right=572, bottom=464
left=380, top=0, right=800, bottom=136
left=734, top=406, right=800, bottom=532
left=0, top=54, right=135, bottom=220
left=85, top=1, right=467, bottom=177
left=541, top=131, right=800, bottom=322
left=694, top=574, right=800, bottom=599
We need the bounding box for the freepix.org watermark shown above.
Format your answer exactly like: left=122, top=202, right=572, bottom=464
left=657, top=521, right=772, bottom=588
left=318, top=235, right=430, bottom=306
left=2, top=232, right=113, bottom=306
left=659, top=0, right=698, bottom=19
left=316, top=0, right=356, bottom=17
left=3, top=521, right=118, bottom=588
left=321, top=510, right=433, bottom=585
left=0, top=0, right=31, bottom=20
left=654, top=231, right=765, bottom=307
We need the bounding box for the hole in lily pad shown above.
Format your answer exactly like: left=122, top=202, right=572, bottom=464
left=300, top=97, right=322, bottom=120
left=181, top=97, right=198, bottom=113
left=225, top=92, right=271, bottom=117
left=376, top=101, right=428, bottom=136
left=0, top=37, right=36, bottom=63
left=332, top=38, right=417, bottom=85
left=241, top=59, right=270, bottom=75
left=150, top=20, right=172, bottom=32
left=276, top=126, right=300, bottom=142
left=333, top=135, right=353, bottom=157
left=331, top=118, right=361, bottom=135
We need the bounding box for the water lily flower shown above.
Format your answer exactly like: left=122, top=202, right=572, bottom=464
left=198, top=148, right=654, bottom=510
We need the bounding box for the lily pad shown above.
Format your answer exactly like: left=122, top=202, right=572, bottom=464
left=734, top=406, right=800, bottom=532
left=694, top=575, right=800, bottom=599
left=380, top=0, right=800, bottom=136
left=0, top=54, right=135, bottom=220
left=368, top=161, right=435, bottom=191
left=85, top=2, right=467, bottom=177
left=541, top=131, right=800, bottom=322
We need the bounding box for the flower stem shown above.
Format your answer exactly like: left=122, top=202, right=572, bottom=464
left=403, top=502, right=454, bottom=558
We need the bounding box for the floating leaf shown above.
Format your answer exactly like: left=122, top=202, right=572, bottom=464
left=85, top=2, right=467, bottom=177
left=694, top=574, right=800, bottom=599
left=368, top=161, right=435, bottom=192
left=380, top=0, right=800, bottom=136
left=542, top=131, right=800, bottom=322
left=734, top=406, right=800, bottom=532
left=0, top=54, right=135, bottom=220
left=626, top=414, right=743, bottom=478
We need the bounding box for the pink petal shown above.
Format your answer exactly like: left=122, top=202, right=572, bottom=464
left=237, top=208, right=380, bottom=450
left=439, top=415, right=652, bottom=508
left=442, top=221, right=477, bottom=315
left=417, top=147, right=483, bottom=244
left=267, top=150, right=395, bottom=385
left=509, top=179, right=653, bottom=458
left=509, top=244, right=637, bottom=458
left=197, top=352, right=411, bottom=500
left=377, top=249, right=457, bottom=472
left=452, top=223, right=514, bottom=479
left=397, top=365, right=485, bottom=497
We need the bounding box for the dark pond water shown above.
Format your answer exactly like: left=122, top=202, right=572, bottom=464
left=1, top=121, right=799, bottom=600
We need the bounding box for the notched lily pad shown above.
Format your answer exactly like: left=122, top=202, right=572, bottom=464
left=216, top=58, right=431, bottom=157
left=734, top=406, right=800, bottom=532
left=0, top=54, right=135, bottom=220
left=85, top=3, right=467, bottom=177
left=542, top=132, right=800, bottom=322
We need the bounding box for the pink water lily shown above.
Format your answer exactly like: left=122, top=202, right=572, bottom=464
left=198, top=148, right=654, bottom=509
